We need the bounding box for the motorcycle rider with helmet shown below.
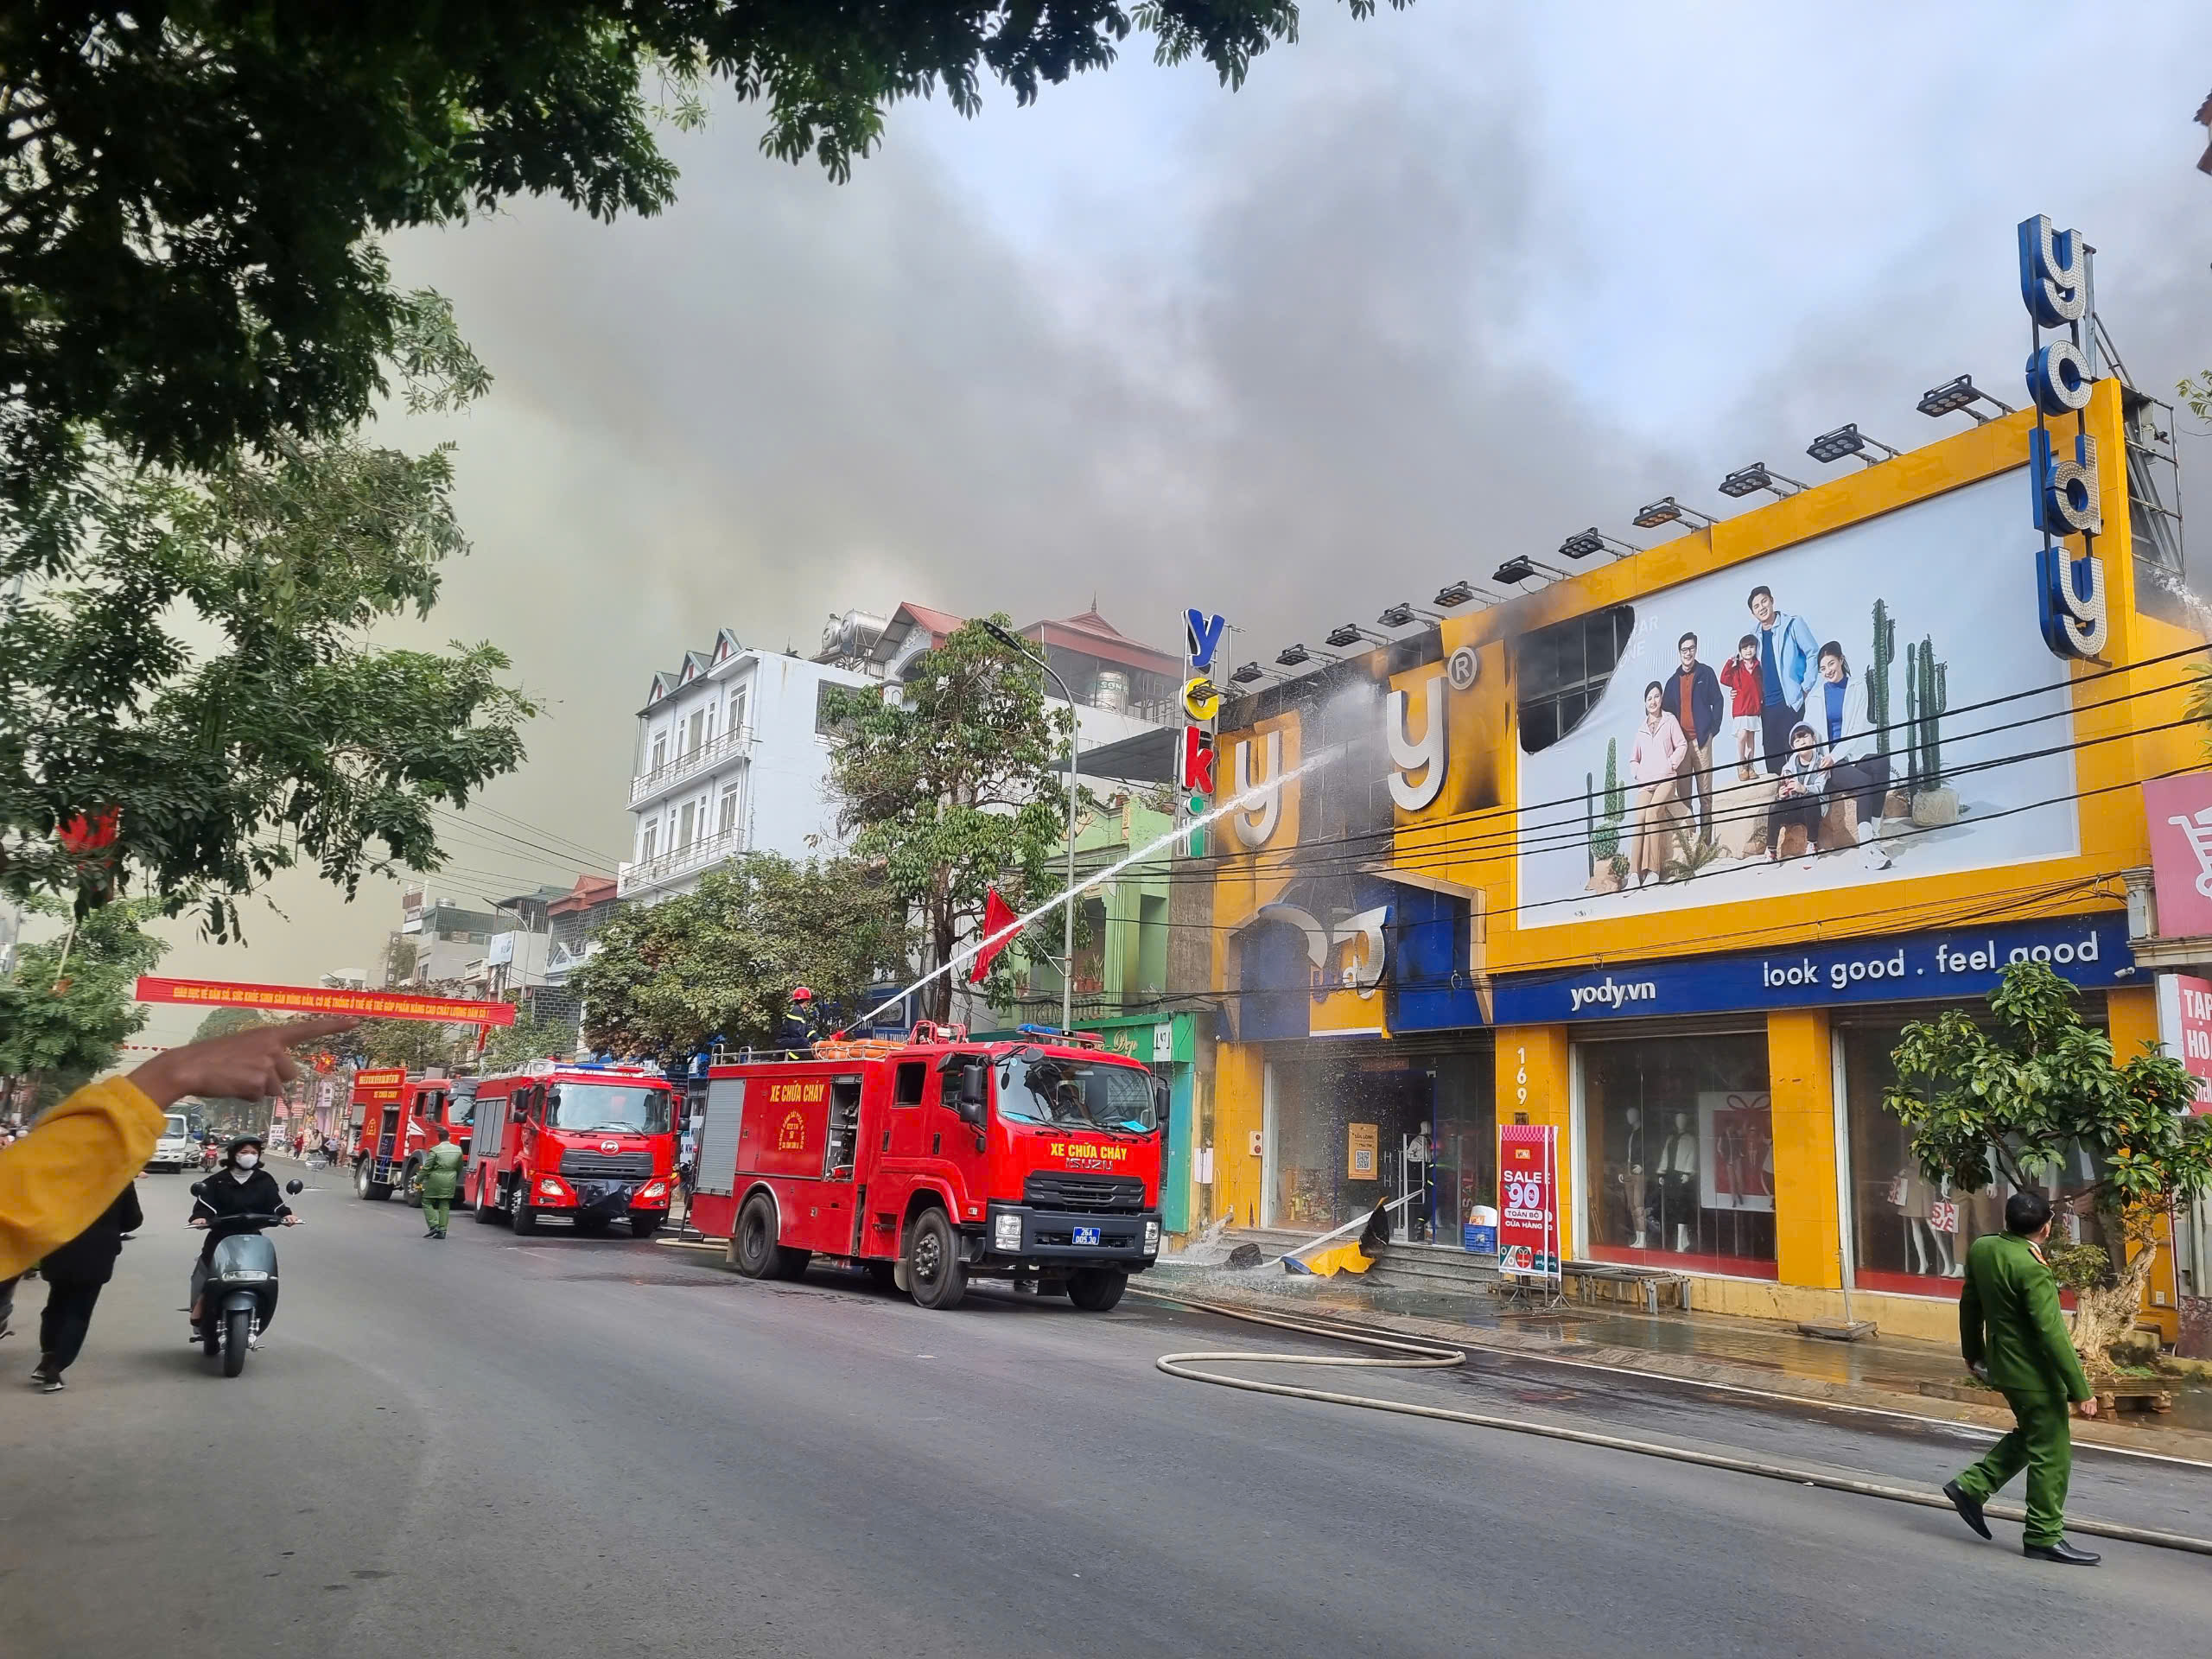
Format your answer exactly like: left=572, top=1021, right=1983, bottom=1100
left=188, top=1135, right=297, bottom=1325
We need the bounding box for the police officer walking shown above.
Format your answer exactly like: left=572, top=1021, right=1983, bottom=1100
left=417, top=1124, right=465, bottom=1241
left=1941, top=1190, right=2101, bottom=1565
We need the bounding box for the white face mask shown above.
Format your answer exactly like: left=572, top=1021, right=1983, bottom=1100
left=233, top=1151, right=259, bottom=1171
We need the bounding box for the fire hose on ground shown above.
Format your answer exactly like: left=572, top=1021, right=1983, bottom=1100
left=1145, top=1294, right=2212, bottom=1559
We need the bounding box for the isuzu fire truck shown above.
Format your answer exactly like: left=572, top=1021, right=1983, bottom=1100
left=348, top=1071, right=472, bottom=1202
left=465, top=1060, right=678, bottom=1237
left=693, top=1023, right=1166, bottom=1311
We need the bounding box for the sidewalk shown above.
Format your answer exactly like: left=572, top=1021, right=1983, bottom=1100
left=1142, top=1256, right=2212, bottom=1463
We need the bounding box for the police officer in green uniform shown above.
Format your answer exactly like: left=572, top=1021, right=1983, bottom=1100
left=1942, top=1189, right=2101, bottom=1565
left=418, top=1124, right=466, bottom=1241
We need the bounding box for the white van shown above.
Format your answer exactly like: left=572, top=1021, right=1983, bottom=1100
left=149, top=1112, right=197, bottom=1173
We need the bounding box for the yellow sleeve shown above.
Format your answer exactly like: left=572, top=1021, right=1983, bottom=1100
left=0, top=1077, right=165, bottom=1278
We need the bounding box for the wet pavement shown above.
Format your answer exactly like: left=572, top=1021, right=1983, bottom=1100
left=1147, top=1255, right=2212, bottom=1436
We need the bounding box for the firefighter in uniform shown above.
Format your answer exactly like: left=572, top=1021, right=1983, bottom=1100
left=778, top=987, right=821, bottom=1056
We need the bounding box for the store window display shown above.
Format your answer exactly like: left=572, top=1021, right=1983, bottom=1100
left=1840, top=1021, right=2113, bottom=1297
left=1580, top=1033, right=1776, bottom=1274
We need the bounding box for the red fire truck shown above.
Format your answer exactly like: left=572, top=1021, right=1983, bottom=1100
left=464, top=1060, right=678, bottom=1237
left=691, top=1023, right=1166, bottom=1311
left=350, top=1071, right=473, bottom=1202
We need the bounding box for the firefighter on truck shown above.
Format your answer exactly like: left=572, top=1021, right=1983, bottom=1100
left=690, top=1023, right=1167, bottom=1312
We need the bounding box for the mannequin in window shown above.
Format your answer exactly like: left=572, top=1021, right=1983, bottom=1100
left=1621, top=1106, right=1651, bottom=1249
left=1890, top=1164, right=1956, bottom=1276
left=1657, top=1110, right=1699, bottom=1252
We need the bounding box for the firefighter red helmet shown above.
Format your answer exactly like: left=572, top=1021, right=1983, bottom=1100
left=790, top=986, right=814, bottom=1002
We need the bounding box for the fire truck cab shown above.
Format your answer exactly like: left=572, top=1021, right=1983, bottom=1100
left=692, top=1024, right=1166, bottom=1312
left=466, top=1060, right=678, bottom=1238
left=351, top=1071, right=471, bottom=1202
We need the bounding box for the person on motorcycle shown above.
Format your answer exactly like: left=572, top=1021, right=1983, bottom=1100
left=188, top=1135, right=296, bottom=1325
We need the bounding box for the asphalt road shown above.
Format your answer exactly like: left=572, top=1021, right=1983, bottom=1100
left=3, top=1165, right=2208, bottom=1659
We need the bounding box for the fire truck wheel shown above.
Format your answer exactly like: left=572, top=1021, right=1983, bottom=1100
left=509, top=1181, right=538, bottom=1236
left=732, top=1194, right=779, bottom=1278
left=474, top=1173, right=500, bottom=1224
left=1065, top=1268, right=1127, bottom=1313
left=905, top=1208, right=967, bottom=1311
left=628, top=1211, right=662, bottom=1240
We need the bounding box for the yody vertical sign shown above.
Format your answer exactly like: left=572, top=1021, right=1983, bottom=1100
left=1181, top=608, right=1227, bottom=855
left=1497, top=1122, right=1560, bottom=1279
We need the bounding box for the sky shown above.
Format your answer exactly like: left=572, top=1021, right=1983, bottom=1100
left=110, top=0, right=2212, bottom=1049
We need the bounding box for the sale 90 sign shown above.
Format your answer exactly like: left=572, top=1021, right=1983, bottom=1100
left=1497, top=1123, right=1560, bottom=1281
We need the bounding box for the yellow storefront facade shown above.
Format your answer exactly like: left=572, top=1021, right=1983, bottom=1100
left=1200, top=377, right=2202, bottom=1343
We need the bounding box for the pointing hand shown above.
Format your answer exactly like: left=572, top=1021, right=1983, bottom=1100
left=128, top=1016, right=361, bottom=1110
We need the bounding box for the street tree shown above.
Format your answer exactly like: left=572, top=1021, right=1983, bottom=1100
left=188, top=1006, right=276, bottom=1128
left=2, top=5, right=1405, bottom=493
left=348, top=1019, right=472, bottom=1075
left=0, top=896, right=167, bottom=1116
left=480, top=1010, right=585, bottom=1073
left=191, top=1007, right=270, bottom=1044
left=1886, top=962, right=2212, bottom=1376
left=575, top=853, right=908, bottom=1054
left=0, top=298, right=538, bottom=937
left=823, top=618, right=1075, bottom=1024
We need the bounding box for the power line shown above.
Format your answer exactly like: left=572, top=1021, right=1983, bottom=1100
left=1165, top=658, right=2205, bottom=884
left=1131, top=700, right=2197, bottom=893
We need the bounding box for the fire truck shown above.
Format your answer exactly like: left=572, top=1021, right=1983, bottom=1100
left=351, top=1071, right=474, bottom=1201
left=691, top=1023, right=1166, bottom=1312
left=349, top=1071, right=473, bottom=1202
left=465, top=1060, right=678, bottom=1237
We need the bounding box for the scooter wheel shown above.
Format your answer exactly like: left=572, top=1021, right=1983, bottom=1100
left=222, top=1308, right=251, bottom=1376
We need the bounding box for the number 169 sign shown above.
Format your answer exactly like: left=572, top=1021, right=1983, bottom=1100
left=1497, top=1123, right=1560, bottom=1281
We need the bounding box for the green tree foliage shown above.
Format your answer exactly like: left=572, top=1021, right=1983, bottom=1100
left=480, top=1009, right=583, bottom=1073
left=823, top=619, right=1077, bottom=1023
left=0, top=895, right=167, bottom=1114
left=1886, top=962, right=2212, bottom=1372
left=191, top=1007, right=270, bottom=1043
left=0, top=302, right=538, bottom=934
left=348, top=1019, right=471, bottom=1075
left=574, top=853, right=908, bottom=1053
left=1, top=3, right=1403, bottom=493
left=189, top=1005, right=274, bottom=1125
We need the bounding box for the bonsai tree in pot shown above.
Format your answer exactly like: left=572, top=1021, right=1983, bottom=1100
left=1886, top=961, right=2212, bottom=1378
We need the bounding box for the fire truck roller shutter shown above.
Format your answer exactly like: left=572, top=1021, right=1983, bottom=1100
left=697, top=1077, right=747, bottom=1197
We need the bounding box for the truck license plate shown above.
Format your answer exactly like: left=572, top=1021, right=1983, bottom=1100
left=1073, top=1226, right=1101, bottom=1246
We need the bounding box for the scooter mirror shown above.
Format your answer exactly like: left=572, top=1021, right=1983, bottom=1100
left=285, top=1179, right=304, bottom=1194
left=189, top=1180, right=207, bottom=1198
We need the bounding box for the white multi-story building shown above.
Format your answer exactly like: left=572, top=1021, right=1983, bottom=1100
left=620, top=632, right=874, bottom=904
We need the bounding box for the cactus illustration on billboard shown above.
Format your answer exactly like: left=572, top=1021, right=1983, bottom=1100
left=1589, top=738, right=1625, bottom=862
left=1904, top=637, right=1948, bottom=791
left=1868, top=599, right=1896, bottom=754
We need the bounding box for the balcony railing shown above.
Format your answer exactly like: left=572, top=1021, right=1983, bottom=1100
left=629, top=725, right=754, bottom=806
left=616, top=826, right=746, bottom=898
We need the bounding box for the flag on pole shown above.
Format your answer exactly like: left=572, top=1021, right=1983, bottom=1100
left=969, top=889, right=1020, bottom=983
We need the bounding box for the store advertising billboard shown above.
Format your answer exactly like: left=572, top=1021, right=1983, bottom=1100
left=1516, top=472, right=2080, bottom=928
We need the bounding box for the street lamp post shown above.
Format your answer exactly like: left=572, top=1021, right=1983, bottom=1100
left=982, top=622, right=1080, bottom=1033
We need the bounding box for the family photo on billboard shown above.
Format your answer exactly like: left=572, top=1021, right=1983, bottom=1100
left=1522, top=473, right=2081, bottom=925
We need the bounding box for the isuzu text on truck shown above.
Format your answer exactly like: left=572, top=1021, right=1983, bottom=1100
left=692, top=1024, right=1166, bottom=1311
left=466, top=1060, right=678, bottom=1237
left=349, top=1071, right=472, bottom=1201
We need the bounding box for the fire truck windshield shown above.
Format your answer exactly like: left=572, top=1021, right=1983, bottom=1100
left=995, top=1052, right=1158, bottom=1135
left=546, top=1083, right=672, bottom=1136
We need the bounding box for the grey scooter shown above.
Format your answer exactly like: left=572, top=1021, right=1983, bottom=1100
left=188, top=1179, right=304, bottom=1377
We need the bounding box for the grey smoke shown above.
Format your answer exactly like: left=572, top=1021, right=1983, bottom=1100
left=130, top=1, right=2212, bottom=1027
